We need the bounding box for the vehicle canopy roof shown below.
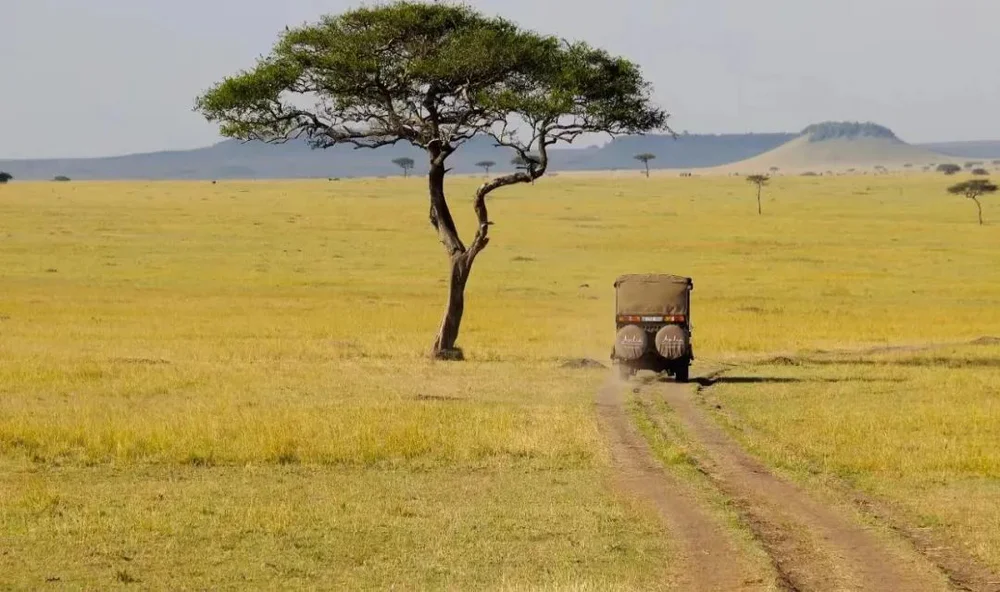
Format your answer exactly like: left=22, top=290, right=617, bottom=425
left=614, top=274, right=692, bottom=316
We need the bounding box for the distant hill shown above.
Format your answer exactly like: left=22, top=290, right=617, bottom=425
left=920, top=141, right=1000, bottom=159
left=0, top=132, right=796, bottom=180
left=716, top=121, right=959, bottom=173
left=0, top=125, right=993, bottom=180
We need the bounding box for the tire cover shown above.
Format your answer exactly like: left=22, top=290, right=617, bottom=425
left=614, top=325, right=648, bottom=361
left=655, top=325, right=688, bottom=360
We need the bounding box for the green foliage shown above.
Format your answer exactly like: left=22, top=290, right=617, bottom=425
left=801, top=121, right=897, bottom=142
left=948, top=179, right=998, bottom=198
left=746, top=174, right=770, bottom=186
left=475, top=160, right=496, bottom=173
left=0, top=171, right=12, bottom=184
left=972, top=168, right=989, bottom=176
left=937, top=164, right=961, bottom=175
left=193, top=1, right=667, bottom=161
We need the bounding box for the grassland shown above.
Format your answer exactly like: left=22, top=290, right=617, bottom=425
left=1, top=172, right=999, bottom=588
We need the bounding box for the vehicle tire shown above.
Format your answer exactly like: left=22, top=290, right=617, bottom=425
left=674, top=363, right=689, bottom=383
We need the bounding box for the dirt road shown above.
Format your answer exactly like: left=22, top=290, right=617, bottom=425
left=597, top=373, right=999, bottom=591
left=596, top=378, right=769, bottom=591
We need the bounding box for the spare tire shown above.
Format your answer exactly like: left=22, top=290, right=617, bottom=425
left=655, top=325, right=688, bottom=360
left=614, top=325, right=648, bottom=360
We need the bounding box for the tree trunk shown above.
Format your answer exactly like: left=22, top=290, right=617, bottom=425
left=644, top=162, right=649, bottom=177
left=757, top=185, right=762, bottom=215
left=432, top=253, right=473, bottom=359
left=425, top=144, right=540, bottom=360
left=974, top=197, right=983, bottom=225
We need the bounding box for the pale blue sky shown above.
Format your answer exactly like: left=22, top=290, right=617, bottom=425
left=3, top=0, right=999, bottom=159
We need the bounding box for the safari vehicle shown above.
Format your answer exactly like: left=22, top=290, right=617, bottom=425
left=611, top=274, right=694, bottom=382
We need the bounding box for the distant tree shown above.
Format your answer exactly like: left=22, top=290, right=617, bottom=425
left=903, top=163, right=913, bottom=168
left=948, top=179, right=997, bottom=225
left=475, top=160, right=496, bottom=176
left=391, top=157, right=415, bottom=178
left=769, top=166, right=780, bottom=174
left=634, top=153, right=656, bottom=177
left=937, top=163, right=961, bottom=175
left=993, top=160, right=1000, bottom=166
left=964, top=161, right=983, bottom=169
left=511, top=154, right=541, bottom=185
left=194, top=2, right=667, bottom=358
left=0, top=172, right=11, bottom=184
left=53, top=175, right=71, bottom=182
left=972, top=168, right=990, bottom=176
left=746, top=174, right=770, bottom=215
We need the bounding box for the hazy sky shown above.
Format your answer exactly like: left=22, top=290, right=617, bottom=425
left=3, top=0, right=999, bottom=159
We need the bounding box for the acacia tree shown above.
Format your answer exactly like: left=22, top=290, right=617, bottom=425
left=511, top=154, right=541, bottom=184
left=195, top=2, right=667, bottom=359
left=0, top=172, right=12, bottom=184
left=634, top=153, right=655, bottom=177
left=746, top=174, right=769, bottom=215
left=948, top=179, right=997, bottom=225
left=938, top=164, right=961, bottom=175
left=475, top=160, right=496, bottom=175
left=392, top=157, right=415, bottom=177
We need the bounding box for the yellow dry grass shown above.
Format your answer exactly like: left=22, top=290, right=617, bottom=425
left=710, top=343, right=1000, bottom=572
left=1, top=172, right=999, bottom=587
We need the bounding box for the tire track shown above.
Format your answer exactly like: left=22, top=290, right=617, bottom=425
left=596, top=377, right=767, bottom=591
left=652, top=379, right=951, bottom=591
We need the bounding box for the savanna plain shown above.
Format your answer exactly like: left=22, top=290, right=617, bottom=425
left=1, top=173, right=999, bottom=590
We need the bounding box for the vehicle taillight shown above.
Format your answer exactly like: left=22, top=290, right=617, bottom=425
left=618, top=315, right=643, bottom=323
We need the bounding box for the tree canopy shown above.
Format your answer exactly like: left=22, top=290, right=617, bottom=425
left=0, top=172, right=12, bottom=184
left=195, top=2, right=666, bottom=163
left=948, top=179, right=997, bottom=199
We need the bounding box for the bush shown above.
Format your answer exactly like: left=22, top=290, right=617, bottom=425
left=53, top=175, right=71, bottom=182
left=972, top=168, right=989, bottom=176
